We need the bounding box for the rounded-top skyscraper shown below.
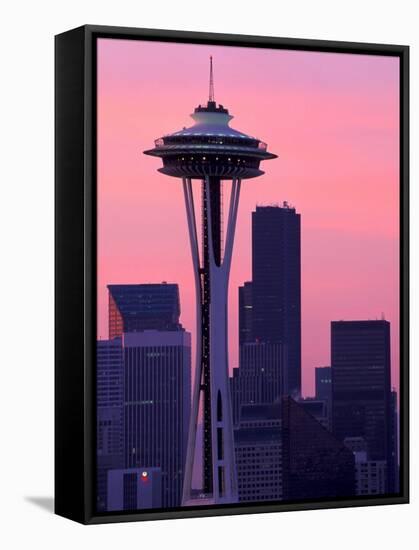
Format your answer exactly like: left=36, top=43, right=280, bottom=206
left=144, top=58, right=277, bottom=506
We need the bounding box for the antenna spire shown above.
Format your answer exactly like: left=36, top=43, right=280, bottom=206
left=209, top=56, right=215, bottom=102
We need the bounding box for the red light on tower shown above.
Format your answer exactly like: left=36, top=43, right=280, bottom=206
left=140, top=471, right=149, bottom=483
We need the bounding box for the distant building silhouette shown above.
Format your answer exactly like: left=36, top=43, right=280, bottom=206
left=108, top=283, right=183, bottom=339
left=123, top=330, right=191, bottom=508
left=331, top=320, right=393, bottom=491
left=234, top=404, right=283, bottom=503
left=251, top=205, right=301, bottom=396
left=230, top=342, right=286, bottom=425
left=96, top=338, right=124, bottom=511
left=238, top=282, right=253, bottom=345
left=282, top=396, right=355, bottom=500
left=107, top=468, right=162, bottom=511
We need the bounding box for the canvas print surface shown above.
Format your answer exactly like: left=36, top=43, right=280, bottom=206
left=96, top=38, right=400, bottom=513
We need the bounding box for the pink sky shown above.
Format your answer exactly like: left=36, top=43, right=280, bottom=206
left=97, top=38, right=400, bottom=396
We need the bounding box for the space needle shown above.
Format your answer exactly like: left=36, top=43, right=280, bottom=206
left=144, top=58, right=277, bottom=505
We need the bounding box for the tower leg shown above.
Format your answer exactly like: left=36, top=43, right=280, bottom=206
left=206, top=176, right=240, bottom=503
left=181, top=176, right=241, bottom=505
left=181, top=178, right=203, bottom=505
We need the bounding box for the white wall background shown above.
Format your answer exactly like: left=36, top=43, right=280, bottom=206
left=0, top=1, right=417, bottom=548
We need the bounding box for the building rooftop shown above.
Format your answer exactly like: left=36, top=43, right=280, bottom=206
left=108, top=283, right=181, bottom=319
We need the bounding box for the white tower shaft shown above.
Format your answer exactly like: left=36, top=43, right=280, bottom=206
left=182, top=176, right=241, bottom=505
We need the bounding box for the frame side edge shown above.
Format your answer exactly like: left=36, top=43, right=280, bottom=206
left=55, top=26, right=87, bottom=524
left=400, top=45, right=410, bottom=503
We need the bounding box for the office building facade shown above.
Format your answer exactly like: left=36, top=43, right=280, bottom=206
left=315, top=366, right=332, bottom=402
left=389, top=390, right=399, bottom=493
left=123, top=330, right=191, bottom=508
left=230, top=342, right=285, bottom=425
left=251, top=205, right=301, bottom=396
left=108, top=283, right=183, bottom=339
left=238, top=281, right=253, bottom=345
left=344, top=437, right=386, bottom=496
left=331, top=320, right=392, bottom=490
left=96, top=338, right=124, bottom=511
left=234, top=404, right=283, bottom=503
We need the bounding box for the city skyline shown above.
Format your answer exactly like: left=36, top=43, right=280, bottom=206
left=97, top=281, right=397, bottom=510
left=97, top=38, right=400, bottom=397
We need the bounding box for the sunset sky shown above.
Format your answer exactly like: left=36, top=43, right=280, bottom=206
left=97, top=38, right=400, bottom=396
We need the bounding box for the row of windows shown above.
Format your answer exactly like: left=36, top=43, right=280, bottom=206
left=162, top=135, right=259, bottom=148
left=237, top=462, right=281, bottom=469
left=237, top=450, right=281, bottom=458
left=239, top=484, right=282, bottom=492
left=239, top=475, right=282, bottom=483
left=240, top=494, right=282, bottom=502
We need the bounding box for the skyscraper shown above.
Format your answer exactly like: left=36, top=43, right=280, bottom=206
left=108, top=283, right=183, bottom=339
left=251, top=204, right=301, bottom=396
left=96, top=338, right=124, bottom=511
left=144, top=58, right=276, bottom=505
left=123, top=330, right=191, bottom=508
left=315, top=366, right=332, bottom=402
left=230, top=342, right=286, bottom=425
left=315, top=366, right=332, bottom=427
left=282, top=396, right=355, bottom=500
left=389, top=390, right=399, bottom=493
left=331, top=320, right=392, bottom=491
left=238, top=282, right=253, bottom=345
left=234, top=404, right=283, bottom=503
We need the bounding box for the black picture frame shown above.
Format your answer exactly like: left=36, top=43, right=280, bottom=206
left=55, top=24, right=409, bottom=525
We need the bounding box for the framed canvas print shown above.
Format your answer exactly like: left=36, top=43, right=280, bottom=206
left=55, top=25, right=409, bottom=524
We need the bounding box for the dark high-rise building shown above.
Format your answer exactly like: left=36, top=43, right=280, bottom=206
left=234, top=404, right=282, bottom=503
left=331, top=320, right=392, bottom=491
left=124, top=330, right=191, bottom=508
left=238, top=282, right=253, bottom=345
left=315, top=366, right=332, bottom=402
left=315, top=366, right=332, bottom=427
left=108, top=283, right=183, bottom=339
left=389, top=390, right=399, bottom=493
left=230, top=342, right=286, bottom=425
left=96, top=338, right=124, bottom=511
left=251, top=204, right=301, bottom=396
left=282, top=396, right=355, bottom=500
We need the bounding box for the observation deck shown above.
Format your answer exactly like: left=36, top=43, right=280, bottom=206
left=143, top=100, right=277, bottom=179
